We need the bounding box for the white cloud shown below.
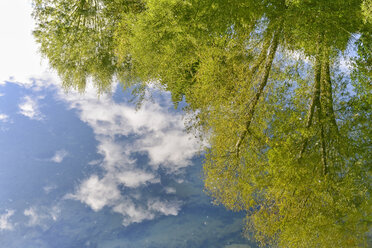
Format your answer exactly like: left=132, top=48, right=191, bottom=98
left=50, top=150, right=68, bottom=163
left=138, top=130, right=199, bottom=171
left=110, top=198, right=182, bottom=226
left=66, top=175, right=121, bottom=211
left=147, top=199, right=181, bottom=216
left=50, top=206, right=60, bottom=221
left=18, top=96, right=44, bottom=120
left=164, top=187, right=176, bottom=194
left=23, top=208, right=40, bottom=226
left=0, top=209, right=15, bottom=231
left=43, top=184, right=57, bottom=194
left=96, top=138, right=133, bottom=169
left=0, top=114, right=9, bottom=122
left=113, top=200, right=155, bottom=226
left=60, top=84, right=200, bottom=170
left=0, top=0, right=49, bottom=85
left=24, top=206, right=60, bottom=227
left=88, top=159, right=101, bottom=166
left=0, top=0, right=60, bottom=97
left=116, top=170, right=159, bottom=188
left=61, top=84, right=201, bottom=226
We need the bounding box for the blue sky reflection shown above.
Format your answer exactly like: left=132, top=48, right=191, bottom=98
left=0, top=79, right=255, bottom=247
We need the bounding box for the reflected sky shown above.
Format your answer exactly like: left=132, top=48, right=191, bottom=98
left=0, top=1, right=258, bottom=247
left=0, top=79, right=256, bottom=248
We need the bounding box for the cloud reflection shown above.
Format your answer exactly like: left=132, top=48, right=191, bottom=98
left=0, top=210, right=15, bottom=231
left=61, top=84, right=200, bottom=226
left=0, top=113, right=9, bottom=122
left=50, top=150, right=68, bottom=163
left=23, top=206, right=61, bottom=229
left=18, top=95, right=44, bottom=120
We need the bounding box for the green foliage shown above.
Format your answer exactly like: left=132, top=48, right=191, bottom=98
left=32, top=0, right=143, bottom=93
left=32, top=0, right=371, bottom=247
left=362, top=0, right=372, bottom=23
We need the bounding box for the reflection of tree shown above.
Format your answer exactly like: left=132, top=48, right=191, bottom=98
left=33, top=0, right=371, bottom=247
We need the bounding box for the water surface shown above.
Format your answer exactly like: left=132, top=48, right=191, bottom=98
left=0, top=80, right=256, bottom=248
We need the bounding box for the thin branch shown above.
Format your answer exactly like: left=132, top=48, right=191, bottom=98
left=235, top=23, right=282, bottom=156
left=321, top=48, right=339, bottom=134
left=318, top=42, right=328, bottom=176
left=299, top=36, right=322, bottom=158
